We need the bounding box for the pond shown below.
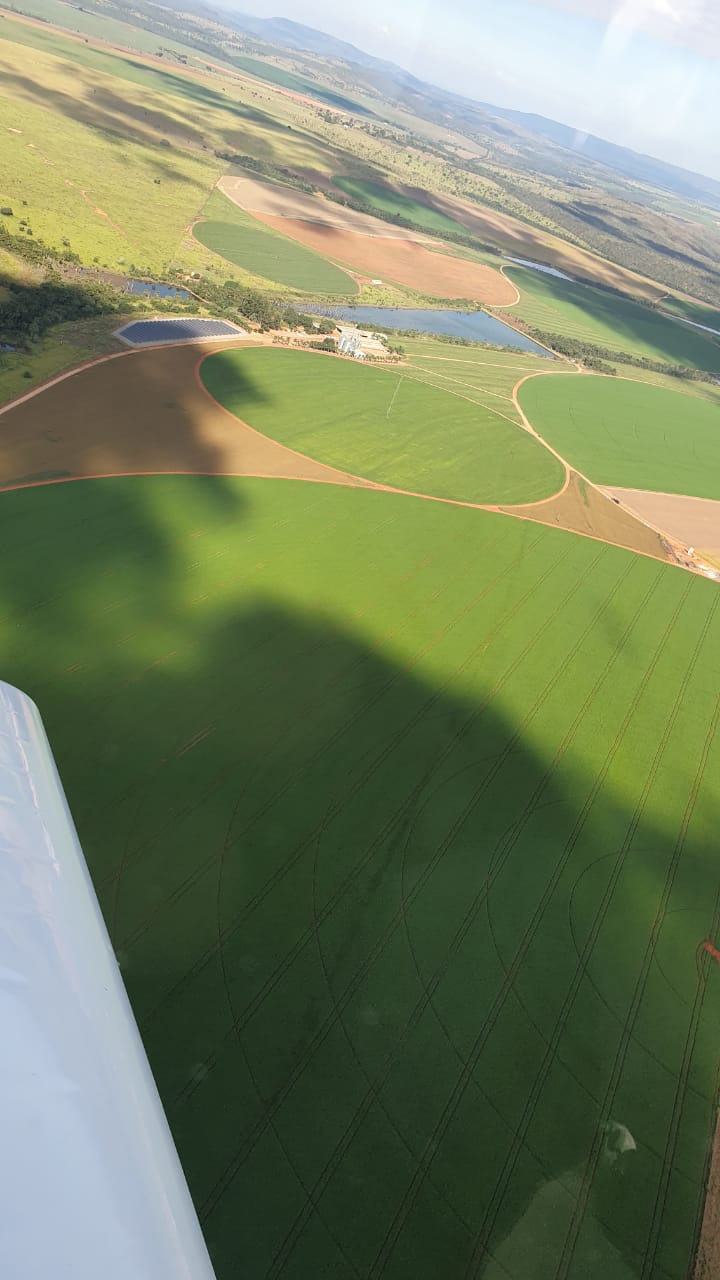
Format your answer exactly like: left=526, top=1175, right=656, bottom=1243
left=126, top=280, right=192, bottom=300
left=504, top=256, right=574, bottom=281
left=304, top=305, right=553, bottom=356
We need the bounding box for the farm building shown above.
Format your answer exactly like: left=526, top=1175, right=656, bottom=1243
left=337, top=324, right=387, bottom=358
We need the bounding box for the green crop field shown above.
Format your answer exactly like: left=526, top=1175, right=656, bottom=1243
left=3, top=7, right=720, bottom=1276
left=1, top=473, right=719, bottom=1280
left=200, top=346, right=563, bottom=503
left=520, top=374, right=720, bottom=500
left=2, top=0, right=213, bottom=63
left=193, top=191, right=357, bottom=295
left=503, top=268, right=720, bottom=372
left=399, top=336, right=551, bottom=421
left=333, top=176, right=467, bottom=237
left=660, top=298, right=720, bottom=333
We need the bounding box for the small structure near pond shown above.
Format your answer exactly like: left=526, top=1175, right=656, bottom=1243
left=337, top=324, right=386, bottom=359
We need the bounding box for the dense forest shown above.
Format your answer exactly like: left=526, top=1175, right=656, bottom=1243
left=501, top=181, right=720, bottom=308
left=0, top=276, right=122, bottom=345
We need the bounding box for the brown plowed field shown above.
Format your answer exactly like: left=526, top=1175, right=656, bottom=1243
left=500, top=471, right=672, bottom=563
left=218, top=175, right=435, bottom=242
left=0, top=344, right=376, bottom=493
left=603, top=488, right=720, bottom=561
left=389, top=183, right=664, bottom=299
left=253, top=213, right=517, bottom=305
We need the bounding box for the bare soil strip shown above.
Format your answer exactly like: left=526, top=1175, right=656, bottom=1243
left=251, top=213, right=517, bottom=306
left=218, top=175, right=436, bottom=242
left=499, top=471, right=672, bottom=564
left=602, top=488, right=720, bottom=560
left=0, top=344, right=376, bottom=493
left=0, top=345, right=680, bottom=570
left=695, top=1109, right=720, bottom=1280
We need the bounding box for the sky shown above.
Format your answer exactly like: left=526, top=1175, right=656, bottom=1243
left=234, top=0, right=720, bottom=179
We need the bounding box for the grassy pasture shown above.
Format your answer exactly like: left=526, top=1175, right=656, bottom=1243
left=0, top=15, right=351, bottom=171
left=333, top=176, right=467, bottom=237
left=194, top=190, right=357, bottom=294
left=519, top=374, right=720, bottom=500
left=0, top=88, right=217, bottom=273
left=0, top=17, right=344, bottom=273
left=0, top=33, right=222, bottom=272
left=504, top=268, right=720, bottom=372
left=0, top=474, right=719, bottom=1279
left=0, top=314, right=125, bottom=405
left=200, top=346, right=563, bottom=503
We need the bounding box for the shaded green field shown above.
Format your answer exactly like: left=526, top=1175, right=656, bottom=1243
left=194, top=191, right=356, bottom=295
left=1, top=474, right=719, bottom=1279
left=504, top=268, right=720, bottom=372
left=660, top=298, right=720, bottom=333
left=519, top=374, right=720, bottom=500
left=333, top=176, right=467, bottom=237
left=200, top=346, right=563, bottom=503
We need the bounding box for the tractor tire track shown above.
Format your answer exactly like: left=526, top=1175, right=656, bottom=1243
left=367, top=567, right=684, bottom=1278
left=260, top=545, right=614, bottom=1271
left=466, top=577, right=707, bottom=1277
left=195, top=539, right=591, bottom=1219
left=141, top=528, right=556, bottom=1028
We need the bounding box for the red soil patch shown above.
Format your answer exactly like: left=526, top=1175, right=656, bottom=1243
left=0, top=344, right=376, bottom=493
left=602, top=488, right=720, bottom=560
left=253, top=213, right=516, bottom=305
left=218, top=174, right=437, bottom=242
left=500, top=471, right=673, bottom=564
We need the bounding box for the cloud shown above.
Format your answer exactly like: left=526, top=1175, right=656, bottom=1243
left=541, top=0, right=720, bottom=55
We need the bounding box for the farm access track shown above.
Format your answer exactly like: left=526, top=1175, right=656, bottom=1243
left=0, top=339, right=698, bottom=574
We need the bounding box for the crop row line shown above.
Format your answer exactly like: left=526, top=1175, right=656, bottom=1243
left=195, top=538, right=593, bottom=1222
left=139, top=528, right=554, bottom=1033
left=366, top=565, right=680, bottom=1277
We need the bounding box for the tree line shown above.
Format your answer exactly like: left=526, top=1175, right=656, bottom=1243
left=0, top=275, right=123, bottom=345
left=532, top=329, right=718, bottom=382
left=0, top=264, right=339, bottom=350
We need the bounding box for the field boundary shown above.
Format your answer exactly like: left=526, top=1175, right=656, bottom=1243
left=515, top=371, right=720, bottom=576
left=0, top=342, right=702, bottom=573
left=695, top=1105, right=720, bottom=1279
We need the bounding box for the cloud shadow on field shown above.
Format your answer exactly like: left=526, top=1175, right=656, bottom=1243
left=0, top=459, right=718, bottom=1280
left=0, top=60, right=299, bottom=161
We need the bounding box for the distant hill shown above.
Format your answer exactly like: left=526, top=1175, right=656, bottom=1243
left=477, top=106, right=720, bottom=207
left=213, top=13, right=393, bottom=68
left=204, top=6, right=720, bottom=207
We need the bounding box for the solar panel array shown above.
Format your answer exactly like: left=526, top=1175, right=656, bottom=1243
left=116, top=318, right=245, bottom=346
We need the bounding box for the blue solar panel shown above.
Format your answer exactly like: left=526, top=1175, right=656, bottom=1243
left=117, top=318, right=243, bottom=345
